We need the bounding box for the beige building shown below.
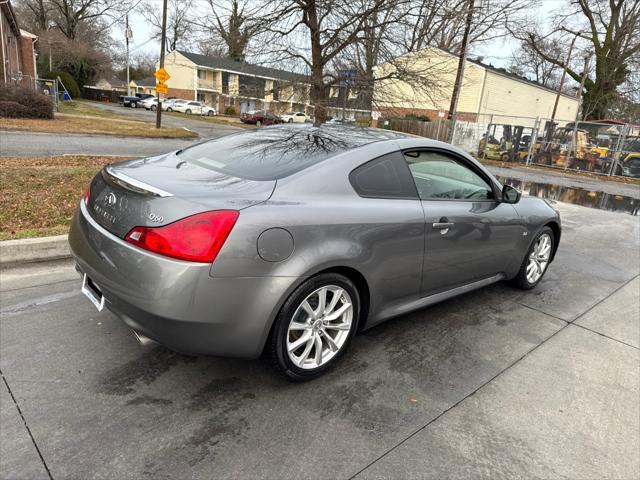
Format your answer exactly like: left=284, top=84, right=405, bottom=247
left=163, top=50, right=312, bottom=115
left=374, top=47, right=579, bottom=124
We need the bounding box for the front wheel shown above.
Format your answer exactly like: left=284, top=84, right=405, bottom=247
left=512, top=227, right=554, bottom=290
left=207, top=110, right=214, bottom=117
left=288, top=118, right=293, bottom=123
left=185, top=109, right=192, bottom=115
left=166, top=107, right=173, bottom=112
left=150, top=105, right=156, bottom=111
left=269, top=273, right=360, bottom=381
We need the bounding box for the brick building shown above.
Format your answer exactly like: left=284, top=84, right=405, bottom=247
left=0, top=1, right=38, bottom=86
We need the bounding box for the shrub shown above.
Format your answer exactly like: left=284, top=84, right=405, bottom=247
left=43, top=71, right=81, bottom=99
left=0, top=101, right=31, bottom=118
left=404, top=113, right=431, bottom=122
left=0, top=86, right=54, bottom=119
left=224, top=106, right=237, bottom=115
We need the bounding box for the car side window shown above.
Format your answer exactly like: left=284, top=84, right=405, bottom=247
left=350, top=152, right=418, bottom=199
left=403, top=150, right=495, bottom=201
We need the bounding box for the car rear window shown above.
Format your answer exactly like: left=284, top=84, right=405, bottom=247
left=176, top=125, right=406, bottom=180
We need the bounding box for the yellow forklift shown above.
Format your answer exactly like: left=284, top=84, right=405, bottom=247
left=478, top=124, right=530, bottom=162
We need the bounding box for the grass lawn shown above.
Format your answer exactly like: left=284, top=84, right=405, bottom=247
left=0, top=156, right=125, bottom=240
left=0, top=101, right=198, bottom=139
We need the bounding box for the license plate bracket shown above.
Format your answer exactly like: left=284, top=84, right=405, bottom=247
left=81, top=274, right=105, bottom=311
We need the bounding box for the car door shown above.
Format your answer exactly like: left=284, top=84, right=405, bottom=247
left=402, top=148, right=522, bottom=295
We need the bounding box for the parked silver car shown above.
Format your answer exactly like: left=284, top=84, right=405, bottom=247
left=69, top=125, right=560, bottom=380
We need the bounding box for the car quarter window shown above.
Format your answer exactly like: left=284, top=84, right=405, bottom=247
left=349, top=152, right=418, bottom=199
left=403, top=150, right=495, bottom=201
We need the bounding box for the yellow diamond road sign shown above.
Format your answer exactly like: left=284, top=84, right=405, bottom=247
left=155, top=83, right=169, bottom=94
left=154, top=68, right=170, bottom=83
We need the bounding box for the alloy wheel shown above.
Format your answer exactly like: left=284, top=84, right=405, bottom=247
left=526, top=233, right=552, bottom=284
left=286, top=285, right=353, bottom=370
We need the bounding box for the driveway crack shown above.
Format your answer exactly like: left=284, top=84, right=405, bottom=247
left=1, top=370, right=54, bottom=480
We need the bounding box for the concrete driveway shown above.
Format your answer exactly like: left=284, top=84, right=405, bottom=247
left=1, top=202, right=638, bottom=479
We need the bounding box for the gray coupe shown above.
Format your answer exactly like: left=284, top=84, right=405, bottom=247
left=69, top=124, right=561, bottom=380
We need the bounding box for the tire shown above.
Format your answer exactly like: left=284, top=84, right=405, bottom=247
left=185, top=109, right=192, bottom=115
left=288, top=118, right=294, bottom=123
left=533, top=152, right=551, bottom=165
left=256, top=120, right=262, bottom=127
left=167, top=107, right=173, bottom=112
left=150, top=105, right=156, bottom=111
left=131, top=102, right=137, bottom=108
left=512, top=226, right=554, bottom=290
left=207, top=110, right=214, bottom=117
left=268, top=273, right=360, bottom=381
left=500, top=152, right=510, bottom=162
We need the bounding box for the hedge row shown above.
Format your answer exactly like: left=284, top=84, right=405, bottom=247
left=0, top=86, right=54, bottom=119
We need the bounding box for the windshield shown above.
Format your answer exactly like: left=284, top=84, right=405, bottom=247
left=176, top=125, right=405, bottom=181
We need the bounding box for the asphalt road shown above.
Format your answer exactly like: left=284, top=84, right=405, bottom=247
left=1, top=202, right=638, bottom=479
left=0, top=131, right=196, bottom=157
left=0, top=101, right=241, bottom=157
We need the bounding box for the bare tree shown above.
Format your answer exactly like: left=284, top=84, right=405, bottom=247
left=403, top=0, right=528, bottom=53
left=47, top=0, right=130, bottom=40
left=192, top=0, right=263, bottom=61
left=13, top=0, right=51, bottom=32
left=511, top=0, right=640, bottom=120
left=259, top=0, right=403, bottom=123
left=508, top=40, right=562, bottom=88
left=142, top=0, right=194, bottom=52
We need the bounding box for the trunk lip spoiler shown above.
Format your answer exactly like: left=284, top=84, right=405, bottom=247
left=103, top=165, right=173, bottom=198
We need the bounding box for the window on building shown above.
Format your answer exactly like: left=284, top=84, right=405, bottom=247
left=225, top=96, right=233, bottom=107
left=197, top=92, right=205, bottom=102
left=222, top=72, right=229, bottom=94
left=197, top=69, right=207, bottom=80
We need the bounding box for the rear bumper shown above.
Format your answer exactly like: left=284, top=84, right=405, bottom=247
left=68, top=202, right=299, bottom=358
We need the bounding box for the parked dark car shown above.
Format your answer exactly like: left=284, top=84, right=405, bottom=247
left=118, top=93, right=154, bottom=108
left=240, top=110, right=284, bottom=126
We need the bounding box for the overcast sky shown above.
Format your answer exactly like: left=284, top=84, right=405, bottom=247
left=123, top=0, right=565, bottom=70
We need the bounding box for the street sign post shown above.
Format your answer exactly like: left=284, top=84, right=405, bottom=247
left=154, top=68, right=170, bottom=83
left=155, top=83, right=168, bottom=95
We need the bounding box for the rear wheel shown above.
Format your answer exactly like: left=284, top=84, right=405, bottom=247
left=207, top=110, right=214, bottom=117
left=131, top=102, right=137, bottom=108
left=185, top=109, right=192, bottom=115
left=150, top=105, right=156, bottom=111
left=269, top=273, right=359, bottom=381
left=167, top=107, right=173, bottom=112
left=512, top=227, right=554, bottom=290
left=288, top=118, right=293, bottom=123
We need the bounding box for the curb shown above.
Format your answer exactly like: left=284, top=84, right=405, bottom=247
left=0, top=235, right=71, bottom=267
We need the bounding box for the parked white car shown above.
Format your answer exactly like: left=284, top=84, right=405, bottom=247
left=162, top=99, right=187, bottom=112
left=280, top=111, right=307, bottom=123
left=140, top=97, right=158, bottom=111
left=173, top=101, right=217, bottom=116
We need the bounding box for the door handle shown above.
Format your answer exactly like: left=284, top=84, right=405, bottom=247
left=432, top=222, right=454, bottom=229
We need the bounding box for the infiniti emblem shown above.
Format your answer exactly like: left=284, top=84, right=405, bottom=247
left=105, top=192, right=117, bottom=207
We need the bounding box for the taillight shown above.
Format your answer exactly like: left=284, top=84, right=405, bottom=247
left=83, top=186, right=91, bottom=206
left=124, top=210, right=238, bottom=263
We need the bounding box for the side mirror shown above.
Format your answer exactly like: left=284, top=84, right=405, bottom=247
left=502, top=184, right=521, bottom=204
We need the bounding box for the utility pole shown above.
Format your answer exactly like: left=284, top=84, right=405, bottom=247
left=156, top=0, right=168, bottom=129
left=550, top=33, right=578, bottom=123
left=125, top=15, right=132, bottom=97
left=447, top=0, right=474, bottom=141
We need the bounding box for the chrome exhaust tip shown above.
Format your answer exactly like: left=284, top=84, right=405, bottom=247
left=132, top=330, right=157, bottom=347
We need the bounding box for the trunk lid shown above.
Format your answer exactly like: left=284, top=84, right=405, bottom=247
left=87, top=152, right=275, bottom=238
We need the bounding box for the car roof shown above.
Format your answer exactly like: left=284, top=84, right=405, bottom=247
left=177, top=124, right=411, bottom=181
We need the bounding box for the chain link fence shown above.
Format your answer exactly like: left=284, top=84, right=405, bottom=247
left=450, top=114, right=639, bottom=179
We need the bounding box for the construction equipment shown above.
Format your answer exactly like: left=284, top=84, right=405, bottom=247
left=478, top=124, right=531, bottom=162
left=532, top=126, right=601, bottom=171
